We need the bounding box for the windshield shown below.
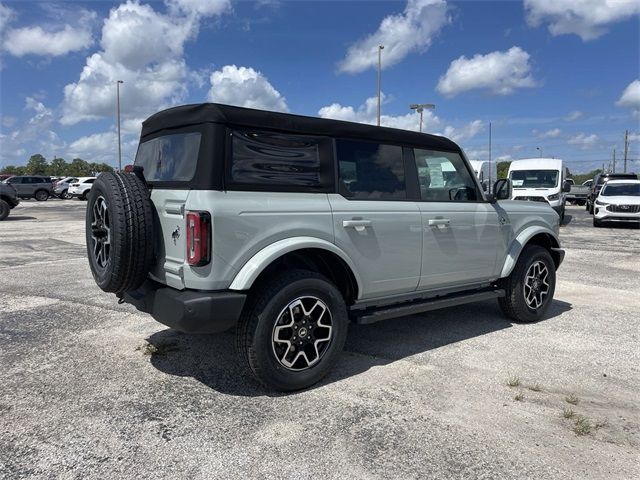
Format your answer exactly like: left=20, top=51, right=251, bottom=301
left=601, top=183, right=640, bottom=196
left=509, top=169, right=559, bottom=188
left=135, top=132, right=201, bottom=182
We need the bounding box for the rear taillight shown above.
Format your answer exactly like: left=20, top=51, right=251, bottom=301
left=186, top=211, right=211, bottom=266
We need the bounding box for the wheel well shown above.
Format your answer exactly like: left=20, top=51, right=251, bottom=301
left=250, top=248, right=359, bottom=305
left=0, top=195, right=12, bottom=204
left=525, top=233, right=561, bottom=268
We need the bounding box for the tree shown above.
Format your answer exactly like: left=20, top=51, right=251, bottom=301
left=496, top=161, right=511, bottom=180
left=48, top=157, right=68, bottom=176
left=25, top=154, right=48, bottom=175
left=68, top=158, right=92, bottom=177
left=89, top=162, right=114, bottom=175
left=1, top=165, right=20, bottom=175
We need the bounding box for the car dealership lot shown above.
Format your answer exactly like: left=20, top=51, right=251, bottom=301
left=1, top=201, right=638, bottom=479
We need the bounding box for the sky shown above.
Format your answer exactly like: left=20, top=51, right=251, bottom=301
left=0, top=0, right=639, bottom=174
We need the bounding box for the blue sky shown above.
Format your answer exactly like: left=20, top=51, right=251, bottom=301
left=1, top=0, right=639, bottom=173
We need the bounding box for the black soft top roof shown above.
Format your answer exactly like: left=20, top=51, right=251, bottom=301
left=141, top=103, right=461, bottom=152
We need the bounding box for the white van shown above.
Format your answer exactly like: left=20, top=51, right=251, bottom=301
left=469, top=160, right=491, bottom=191
left=508, top=158, right=571, bottom=221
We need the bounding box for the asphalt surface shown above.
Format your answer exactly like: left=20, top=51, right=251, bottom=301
left=1, top=200, right=639, bottom=479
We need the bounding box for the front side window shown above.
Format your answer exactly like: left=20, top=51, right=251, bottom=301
left=510, top=170, right=559, bottom=188
left=135, top=132, right=201, bottom=182
left=414, top=149, right=478, bottom=201
left=337, top=139, right=405, bottom=200
left=601, top=183, right=640, bottom=196
left=231, top=130, right=323, bottom=187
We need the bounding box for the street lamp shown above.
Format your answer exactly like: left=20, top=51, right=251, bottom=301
left=377, top=45, right=384, bottom=126
left=409, top=103, right=435, bottom=133
left=116, top=80, right=124, bottom=171
left=536, top=146, right=542, bottom=158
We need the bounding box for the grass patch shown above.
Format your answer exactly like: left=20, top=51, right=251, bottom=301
left=136, top=341, right=179, bottom=356
left=573, top=416, right=592, bottom=436
left=506, top=376, right=521, bottom=388
left=527, top=383, right=543, bottom=392
left=514, top=392, right=524, bottom=402
left=562, top=407, right=576, bottom=419
left=565, top=393, right=579, bottom=405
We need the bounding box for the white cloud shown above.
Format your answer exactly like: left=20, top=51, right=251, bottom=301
left=318, top=94, right=440, bottom=132
left=338, top=0, right=449, bottom=74
left=443, top=120, right=484, bottom=143
left=61, top=1, right=229, bottom=126
left=538, top=128, right=562, bottom=138
left=0, top=2, right=14, bottom=33
left=166, top=0, right=231, bottom=17
left=525, top=0, right=640, bottom=41
left=207, top=65, right=288, bottom=112
left=564, top=110, right=583, bottom=121
left=437, top=47, right=536, bottom=97
left=68, top=132, right=117, bottom=159
left=3, top=24, right=93, bottom=57
left=568, top=133, right=599, bottom=150
left=496, top=155, right=513, bottom=162
left=616, top=79, right=640, bottom=116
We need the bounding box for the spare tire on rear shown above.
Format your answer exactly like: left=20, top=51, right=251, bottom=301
left=86, top=172, right=154, bottom=293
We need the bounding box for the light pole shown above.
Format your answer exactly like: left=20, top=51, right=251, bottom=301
left=409, top=103, right=435, bottom=133
left=536, top=146, right=542, bottom=158
left=116, top=80, right=123, bottom=171
left=377, top=45, right=384, bottom=126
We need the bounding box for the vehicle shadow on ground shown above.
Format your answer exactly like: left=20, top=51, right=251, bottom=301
left=2, top=216, right=37, bottom=221
left=146, top=299, right=572, bottom=397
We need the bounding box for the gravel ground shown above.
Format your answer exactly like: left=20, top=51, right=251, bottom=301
left=1, top=200, right=638, bottom=479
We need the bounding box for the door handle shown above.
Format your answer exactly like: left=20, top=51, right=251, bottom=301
left=428, top=218, right=450, bottom=229
left=343, top=219, right=372, bottom=232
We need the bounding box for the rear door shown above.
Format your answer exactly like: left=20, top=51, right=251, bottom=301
left=412, top=148, right=502, bottom=290
left=329, top=139, right=422, bottom=299
left=134, top=129, right=204, bottom=289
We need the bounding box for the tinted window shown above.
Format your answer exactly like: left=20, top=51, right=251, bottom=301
left=337, top=139, right=405, bottom=200
left=231, top=130, right=322, bottom=187
left=509, top=170, right=558, bottom=188
left=9, top=177, right=23, bottom=184
left=414, top=149, right=478, bottom=201
left=135, top=132, right=201, bottom=181
left=84, top=179, right=96, bottom=184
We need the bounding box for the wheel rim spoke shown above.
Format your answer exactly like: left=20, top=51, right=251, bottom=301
left=523, top=260, right=551, bottom=310
left=90, top=196, right=111, bottom=270
left=272, top=296, right=333, bottom=371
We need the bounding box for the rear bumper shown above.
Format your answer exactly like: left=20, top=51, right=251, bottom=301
left=122, top=280, right=247, bottom=334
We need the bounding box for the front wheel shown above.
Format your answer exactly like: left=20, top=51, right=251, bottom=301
left=0, top=199, right=9, bottom=221
left=498, top=245, right=556, bottom=323
left=236, top=270, right=348, bottom=391
left=593, top=218, right=603, bottom=228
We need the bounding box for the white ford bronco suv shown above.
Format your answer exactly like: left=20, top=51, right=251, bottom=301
left=86, top=103, right=564, bottom=391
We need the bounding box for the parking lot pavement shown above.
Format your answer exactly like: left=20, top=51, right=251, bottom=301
left=1, top=202, right=638, bottom=479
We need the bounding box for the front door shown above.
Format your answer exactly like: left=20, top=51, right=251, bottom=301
left=329, top=139, right=422, bottom=299
left=412, top=148, right=502, bottom=290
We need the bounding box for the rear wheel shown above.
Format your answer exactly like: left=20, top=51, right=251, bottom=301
left=34, top=190, right=49, bottom=201
left=59, top=189, right=70, bottom=199
left=0, top=200, right=9, bottom=221
left=498, top=245, right=556, bottom=323
left=237, top=270, right=348, bottom=391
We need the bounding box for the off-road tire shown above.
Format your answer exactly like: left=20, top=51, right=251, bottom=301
left=236, top=270, right=348, bottom=391
left=498, top=245, right=556, bottom=323
left=86, top=172, right=154, bottom=294
left=0, top=199, right=9, bottom=221
left=34, top=189, right=49, bottom=201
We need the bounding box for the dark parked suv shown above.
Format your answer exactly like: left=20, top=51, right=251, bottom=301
left=4, top=175, right=53, bottom=201
left=0, top=181, right=20, bottom=220
left=586, top=172, right=638, bottom=213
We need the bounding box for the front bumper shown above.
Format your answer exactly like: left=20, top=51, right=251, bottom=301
left=121, top=280, right=247, bottom=334
left=594, top=205, right=640, bottom=222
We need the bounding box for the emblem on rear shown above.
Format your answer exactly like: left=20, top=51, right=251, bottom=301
left=172, top=226, right=181, bottom=244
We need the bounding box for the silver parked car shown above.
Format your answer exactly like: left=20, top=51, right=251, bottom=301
left=85, top=103, right=564, bottom=391
left=4, top=175, right=53, bottom=201
left=53, top=177, right=79, bottom=199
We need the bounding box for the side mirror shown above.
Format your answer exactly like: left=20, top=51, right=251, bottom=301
left=562, top=180, right=571, bottom=192
left=493, top=178, right=511, bottom=201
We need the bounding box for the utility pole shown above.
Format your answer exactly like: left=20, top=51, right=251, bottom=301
left=116, top=80, right=124, bottom=171
left=623, top=129, right=629, bottom=173
left=613, top=149, right=616, bottom=173
left=377, top=45, right=384, bottom=127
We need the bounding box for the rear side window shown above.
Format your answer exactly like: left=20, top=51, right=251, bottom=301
left=230, top=130, right=323, bottom=187
left=135, top=132, right=201, bottom=181
left=336, top=139, right=406, bottom=200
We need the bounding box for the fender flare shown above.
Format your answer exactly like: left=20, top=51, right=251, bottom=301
left=500, top=226, right=561, bottom=278
left=228, top=236, right=363, bottom=296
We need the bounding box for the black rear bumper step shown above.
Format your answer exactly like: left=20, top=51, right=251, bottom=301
left=354, top=289, right=505, bottom=325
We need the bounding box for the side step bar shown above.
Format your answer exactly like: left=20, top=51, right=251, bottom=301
left=353, top=289, right=505, bottom=325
